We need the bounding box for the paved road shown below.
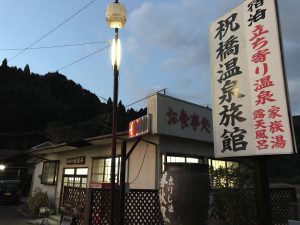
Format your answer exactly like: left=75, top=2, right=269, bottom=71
left=0, top=203, right=29, bottom=225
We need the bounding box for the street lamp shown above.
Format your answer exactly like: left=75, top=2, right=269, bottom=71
left=0, top=164, right=5, bottom=171
left=106, top=1, right=126, bottom=225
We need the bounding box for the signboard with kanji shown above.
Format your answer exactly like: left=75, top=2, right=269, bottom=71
left=129, top=114, right=152, bottom=138
left=159, top=163, right=210, bottom=224
left=66, top=156, right=85, bottom=165
left=147, top=94, right=213, bottom=143
left=210, top=0, right=296, bottom=158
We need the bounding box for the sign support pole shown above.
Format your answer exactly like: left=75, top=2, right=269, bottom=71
left=253, top=156, right=272, bottom=225
left=119, top=140, right=127, bottom=225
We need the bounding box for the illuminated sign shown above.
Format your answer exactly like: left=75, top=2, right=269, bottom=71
left=129, top=114, right=152, bottom=138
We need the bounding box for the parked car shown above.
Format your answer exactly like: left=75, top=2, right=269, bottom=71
left=0, top=180, right=21, bottom=203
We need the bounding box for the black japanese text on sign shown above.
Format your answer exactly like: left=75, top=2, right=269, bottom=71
left=210, top=0, right=295, bottom=158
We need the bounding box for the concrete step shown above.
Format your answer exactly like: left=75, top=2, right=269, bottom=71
left=48, top=219, right=60, bottom=225
left=48, top=215, right=61, bottom=222
left=27, top=218, right=60, bottom=225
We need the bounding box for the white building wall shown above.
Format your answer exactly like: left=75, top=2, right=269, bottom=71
left=159, top=135, right=213, bottom=157
left=126, top=136, right=158, bottom=190
left=53, top=144, right=112, bottom=206
left=31, top=131, right=212, bottom=208
left=31, top=154, right=59, bottom=202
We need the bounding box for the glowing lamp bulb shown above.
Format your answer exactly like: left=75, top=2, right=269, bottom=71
left=111, top=39, right=121, bottom=69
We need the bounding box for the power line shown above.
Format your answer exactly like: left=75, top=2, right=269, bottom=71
left=97, top=95, right=109, bottom=102
left=0, top=90, right=167, bottom=137
left=0, top=104, right=109, bottom=111
left=57, top=45, right=109, bottom=71
left=99, top=88, right=167, bottom=109
left=125, top=88, right=167, bottom=108
left=8, top=0, right=97, bottom=62
left=0, top=41, right=107, bottom=51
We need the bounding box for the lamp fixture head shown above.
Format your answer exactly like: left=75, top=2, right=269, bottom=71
left=106, top=3, right=127, bottom=29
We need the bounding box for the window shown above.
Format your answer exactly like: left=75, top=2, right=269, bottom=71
left=41, top=161, right=59, bottom=185
left=91, top=157, right=120, bottom=183
left=208, top=159, right=238, bottom=170
left=63, top=168, right=88, bottom=188
left=161, top=154, right=207, bottom=172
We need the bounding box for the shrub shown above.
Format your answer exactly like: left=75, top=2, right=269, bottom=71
left=28, top=191, right=49, bottom=217
left=208, top=164, right=256, bottom=225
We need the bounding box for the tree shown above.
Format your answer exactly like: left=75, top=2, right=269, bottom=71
left=117, top=100, right=127, bottom=131
left=118, top=100, right=126, bottom=115
left=0, top=63, right=145, bottom=149
left=106, top=97, right=113, bottom=111
left=1, top=58, right=7, bottom=67
left=24, top=64, right=30, bottom=75
left=208, top=163, right=256, bottom=225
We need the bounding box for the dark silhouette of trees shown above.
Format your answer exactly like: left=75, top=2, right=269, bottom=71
left=268, top=115, right=300, bottom=184
left=0, top=60, right=146, bottom=150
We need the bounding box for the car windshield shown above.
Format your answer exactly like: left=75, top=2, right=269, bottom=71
left=0, top=181, right=20, bottom=189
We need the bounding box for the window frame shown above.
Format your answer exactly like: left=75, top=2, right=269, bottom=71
left=62, top=167, right=88, bottom=188
left=91, top=156, right=121, bottom=184
left=41, top=160, right=59, bottom=185
left=161, top=153, right=207, bottom=173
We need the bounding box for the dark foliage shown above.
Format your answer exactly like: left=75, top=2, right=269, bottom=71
left=208, top=164, right=256, bottom=225
left=0, top=59, right=146, bottom=150
left=268, top=115, right=300, bottom=184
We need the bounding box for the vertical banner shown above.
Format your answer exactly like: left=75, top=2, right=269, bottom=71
left=210, top=0, right=296, bottom=158
left=159, top=164, right=210, bottom=225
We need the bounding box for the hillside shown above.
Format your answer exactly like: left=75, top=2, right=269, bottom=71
left=0, top=58, right=146, bottom=150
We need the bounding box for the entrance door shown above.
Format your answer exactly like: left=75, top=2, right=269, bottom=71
left=59, top=167, right=88, bottom=210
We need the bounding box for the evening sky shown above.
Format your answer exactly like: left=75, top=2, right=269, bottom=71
left=0, top=0, right=299, bottom=113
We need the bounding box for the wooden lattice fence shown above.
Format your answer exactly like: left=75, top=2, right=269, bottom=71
left=61, top=186, right=87, bottom=225
left=60, top=187, right=298, bottom=225
left=124, top=189, right=164, bottom=225
left=89, top=189, right=110, bottom=225
left=88, top=189, right=164, bottom=225
left=271, top=188, right=298, bottom=225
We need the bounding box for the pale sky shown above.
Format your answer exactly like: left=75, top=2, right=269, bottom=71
left=0, top=0, right=299, bottom=113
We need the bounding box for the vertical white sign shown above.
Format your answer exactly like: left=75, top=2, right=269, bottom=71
left=210, top=0, right=295, bottom=158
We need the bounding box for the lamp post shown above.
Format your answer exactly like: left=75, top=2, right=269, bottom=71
left=106, top=2, right=126, bottom=225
